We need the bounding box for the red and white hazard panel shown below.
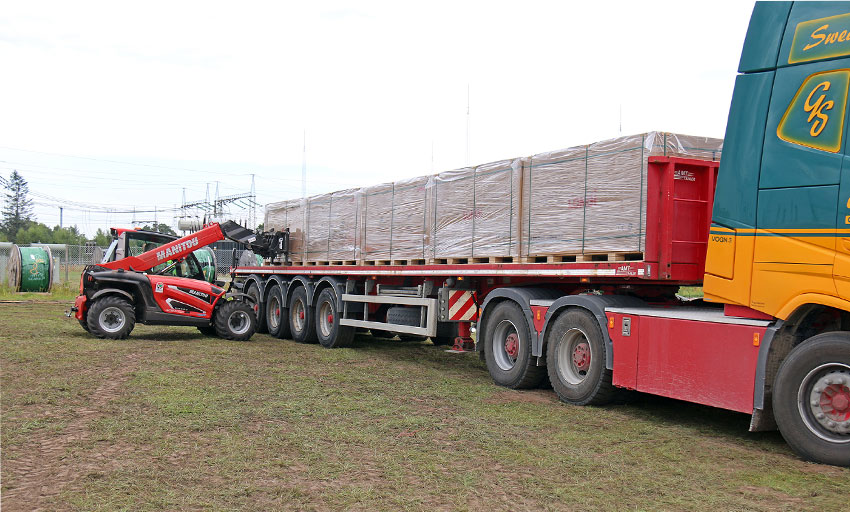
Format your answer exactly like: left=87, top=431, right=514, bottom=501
left=448, top=290, right=478, bottom=321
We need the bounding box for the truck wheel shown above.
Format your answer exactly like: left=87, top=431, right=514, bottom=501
left=431, top=336, right=453, bottom=346
left=398, top=334, right=427, bottom=342
left=78, top=319, right=90, bottom=333
left=265, top=284, right=291, bottom=339
left=214, top=300, right=256, bottom=341
left=288, top=286, right=318, bottom=344
left=484, top=301, right=545, bottom=389
left=315, top=288, right=354, bottom=348
left=245, top=282, right=268, bottom=334
left=546, top=308, right=616, bottom=405
left=773, top=333, right=850, bottom=466
left=87, top=295, right=135, bottom=340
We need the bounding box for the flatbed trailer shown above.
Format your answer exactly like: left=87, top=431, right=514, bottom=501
left=232, top=2, right=850, bottom=467
left=233, top=157, right=787, bottom=447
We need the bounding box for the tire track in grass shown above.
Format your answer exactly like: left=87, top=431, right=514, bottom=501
left=2, top=352, right=142, bottom=512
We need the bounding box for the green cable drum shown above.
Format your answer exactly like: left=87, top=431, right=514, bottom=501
left=193, top=247, right=217, bottom=283
left=6, top=245, right=52, bottom=292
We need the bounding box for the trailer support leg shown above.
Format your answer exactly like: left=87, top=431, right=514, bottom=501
left=452, top=322, right=475, bottom=352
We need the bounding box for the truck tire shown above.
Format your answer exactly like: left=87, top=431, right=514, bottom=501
left=484, top=301, right=545, bottom=389
left=430, top=336, right=453, bottom=346
left=265, top=284, right=291, bottom=339
left=245, top=282, right=268, bottom=334
left=288, top=286, right=318, bottom=344
left=773, top=333, right=850, bottom=467
left=214, top=300, right=256, bottom=341
left=87, top=295, right=135, bottom=339
left=546, top=308, right=616, bottom=405
left=315, top=287, right=355, bottom=348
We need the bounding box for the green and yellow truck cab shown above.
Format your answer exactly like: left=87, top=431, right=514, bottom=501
left=707, top=2, right=850, bottom=317
left=704, top=2, right=850, bottom=466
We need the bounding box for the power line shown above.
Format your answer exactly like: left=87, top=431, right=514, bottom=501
left=0, top=146, right=240, bottom=176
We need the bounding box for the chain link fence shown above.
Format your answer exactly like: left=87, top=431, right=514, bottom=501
left=1, top=243, right=108, bottom=287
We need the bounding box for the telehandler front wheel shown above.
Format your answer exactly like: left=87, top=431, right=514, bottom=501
left=214, top=300, right=257, bottom=341
left=87, top=295, right=135, bottom=340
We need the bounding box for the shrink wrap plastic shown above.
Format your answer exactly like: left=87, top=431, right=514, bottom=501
left=521, top=132, right=722, bottom=257
left=266, top=131, right=722, bottom=264
left=328, top=189, right=360, bottom=261
left=361, top=176, right=432, bottom=261
left=305, top=193, right=332, bottom=261
left=265, top=199, right=306, bottom=263
left=433, top=159, right=521, bottom=258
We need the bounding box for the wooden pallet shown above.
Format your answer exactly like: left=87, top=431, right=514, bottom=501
left=522, top=252, right=644, bottom=264
left=426, top=257, right=472, bottom=265
left=390, top=259, right=426, bottom=266
left=361, top=259, right=393, bottom=266
left=329, top=260, right=358, bottom=266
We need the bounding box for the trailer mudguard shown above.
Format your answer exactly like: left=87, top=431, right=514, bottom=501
left=478, top=287, right=563, bottom=355
left=285, top=276, right=315, bottom=308
left=263, top=275, right=289, bottom=302
left=315, top=276, right=348, bottom=310
left=538, top=295, right=647, bottom=367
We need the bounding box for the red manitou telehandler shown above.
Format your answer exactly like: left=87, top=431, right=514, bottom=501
left=69, top=221, right=288, bottom=341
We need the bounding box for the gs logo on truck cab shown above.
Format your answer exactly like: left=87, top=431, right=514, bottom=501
left=777, top=69, right=850, bottom=153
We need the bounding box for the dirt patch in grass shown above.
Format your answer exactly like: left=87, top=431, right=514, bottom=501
left=3, top=351, right=142, bottom=511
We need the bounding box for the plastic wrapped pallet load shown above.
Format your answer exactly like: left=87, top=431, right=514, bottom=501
left=520, top=132, right=722, bottom=261
left=432, top=158, right=522, bottom=261
left=360, top=175, right=431, bottom=264
left=304, top=193, right=332, bottom=263
left=264, top=198, right=306, bottom=263
left=328, top=188, right=360, bottom=263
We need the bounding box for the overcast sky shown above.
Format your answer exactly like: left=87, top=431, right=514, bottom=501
left=0, top=1, right=755, bottom=238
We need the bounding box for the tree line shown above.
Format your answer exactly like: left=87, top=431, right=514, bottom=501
left=1, top=170, right=174, bottom=246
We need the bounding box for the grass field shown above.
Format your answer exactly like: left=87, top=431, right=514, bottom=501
left=2, top=302, right=848, bottom=511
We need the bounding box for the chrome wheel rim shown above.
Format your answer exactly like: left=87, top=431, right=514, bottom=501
left=557, top=327, right=592, bottom=385
left=291, top=298, right=306, bottom=333
left=268, top=295, right=281, bottom=330
left=228, top=309, right=251, bottom=335
left=798, top=362, right=850, bottom=443
left=492, top=319, right=519, bottom=371
left=319, top=300, right=334, bottom=338
left=99, top=306, right=126, bottom=333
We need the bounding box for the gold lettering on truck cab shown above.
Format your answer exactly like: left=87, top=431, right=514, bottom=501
left=789, top=13, right=850, bottom=64
left=804, top=81, right=834, bottom=137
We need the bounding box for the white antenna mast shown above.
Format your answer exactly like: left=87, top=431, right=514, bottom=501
left=466, top=84, right=470, bottom=166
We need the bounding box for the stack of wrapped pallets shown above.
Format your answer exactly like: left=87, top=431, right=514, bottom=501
left=264, top=132, right=723, bottom=265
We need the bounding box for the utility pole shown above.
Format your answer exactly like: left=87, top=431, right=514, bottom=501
left=214, top=181, right=220, bottom=217
left=59, top=207, right=63, bottom=228
left=250, top=173, right=256, bottom=230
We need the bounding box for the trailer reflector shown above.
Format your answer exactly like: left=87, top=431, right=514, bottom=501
left=448, top=290, right=478, bottom=321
